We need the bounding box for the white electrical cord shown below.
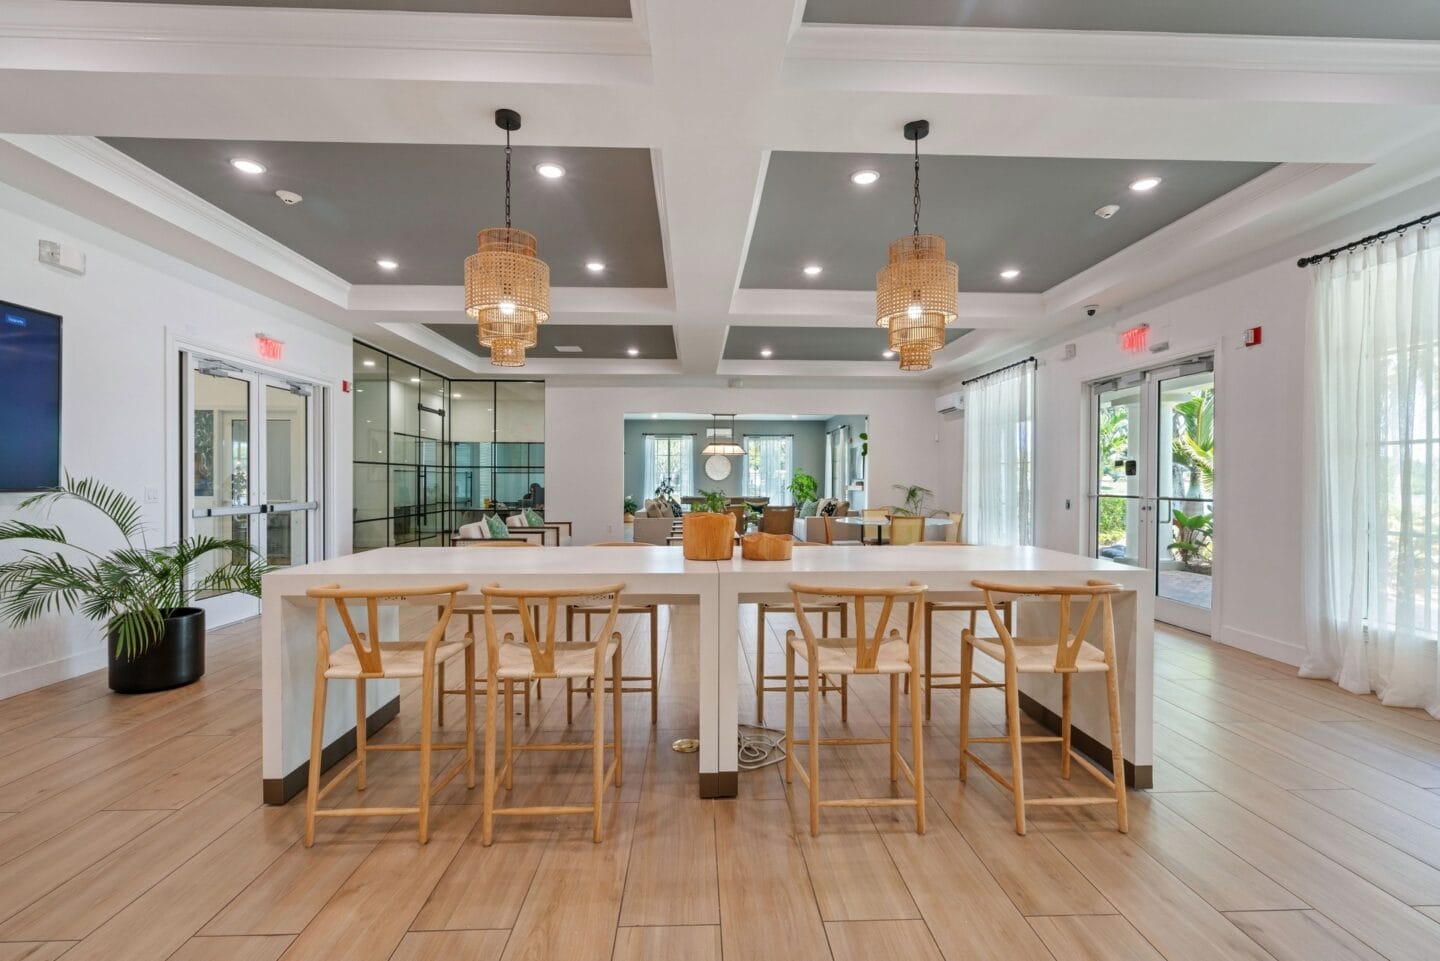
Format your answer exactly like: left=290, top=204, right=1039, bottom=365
left=737, top=725, right=787, bottom=770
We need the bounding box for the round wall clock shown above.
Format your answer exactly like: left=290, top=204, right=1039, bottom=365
left=704, top=454, right=732, bottom=481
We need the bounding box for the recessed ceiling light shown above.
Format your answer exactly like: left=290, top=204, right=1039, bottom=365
left=882, top=350, right=895, bottom=359
left=361, top=359, right=376, bottom=367
left=586, top=261, right=605, bottom=272
left=1129, top=176, right=1162, bottom=192
left=376, top=259, right=398, bottom=271
left=409, top=377, right=420, bottom=383
left=760, top=348, right=773, bottom=358
left=230, top=158, right=266, bottom=175
left=452, top=392, right=462, bottom=398
left=999, top=267, right=1021, bottom=281
left=535, top=162, right=566, bottom=179
left=803, top=264, right=823, bottom=277
left=850, top=169, right=880, bottom=186
left=627, top=347, right=640, bottom=356
left=555, top=345, right=583, bottom=353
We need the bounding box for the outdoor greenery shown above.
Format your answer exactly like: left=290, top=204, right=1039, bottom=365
left=623, top=495, right=639, bottom=517
left=788, top=469, right=818, bottom=508
left=0, top=474, right=266, bottom=660
left=1169, top=508, right=1214, bottom=573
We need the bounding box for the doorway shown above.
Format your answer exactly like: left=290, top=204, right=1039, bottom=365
left=1090, top=356, right=1214, bottom=634
left=182, top=352, right=324, bottom=622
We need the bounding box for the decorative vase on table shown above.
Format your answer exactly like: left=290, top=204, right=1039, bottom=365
left=682, top=512, right=736, bottom=560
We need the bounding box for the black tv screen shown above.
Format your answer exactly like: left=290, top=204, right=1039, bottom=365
left=0, top=301, right=62, bottom=492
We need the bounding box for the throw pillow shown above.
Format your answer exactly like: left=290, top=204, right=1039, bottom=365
left=798, top=500, right=817, bottom=519
left=506, top=513, right=527, bottom=529
left=525, top=508, right=545, bottom=527
left=459, top=521, right=487, bottom=540
left=485, top=514, right=510, bottom=539
left=819, top=499, right=837, bottom=517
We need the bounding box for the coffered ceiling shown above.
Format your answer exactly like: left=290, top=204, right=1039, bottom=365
left=4, top=0, right=1440, bottom=383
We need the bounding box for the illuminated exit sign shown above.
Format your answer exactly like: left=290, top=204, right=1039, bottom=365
left=255, top=334, right=285, bottom=362
left=1119, top=324, right=1150, bottom=353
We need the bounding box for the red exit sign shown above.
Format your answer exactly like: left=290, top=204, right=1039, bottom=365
left=255, top=334, right=284, bottom=361
left=1119, top=324, right=1149, bottom=353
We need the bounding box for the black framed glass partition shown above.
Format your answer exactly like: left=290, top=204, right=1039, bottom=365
left=351, top=342, right=544, bottom=550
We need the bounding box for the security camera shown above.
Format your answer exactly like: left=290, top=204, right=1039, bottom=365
left=1084, top=304, right=1099, bottom=317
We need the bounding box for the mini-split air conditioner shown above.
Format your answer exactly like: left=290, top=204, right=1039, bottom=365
left=935, top=392, right=964, bottom=414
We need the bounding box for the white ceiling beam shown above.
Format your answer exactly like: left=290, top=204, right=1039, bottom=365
left=348, top=285, right=675, bottom=315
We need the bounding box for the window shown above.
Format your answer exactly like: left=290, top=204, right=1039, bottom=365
left=643, top=434, right=692, bottom=498
left=963, top=360, right=1035, bottom=545
left=744, top=435, right=793, bottom=503
left=826, top=426, right=849, bottom=498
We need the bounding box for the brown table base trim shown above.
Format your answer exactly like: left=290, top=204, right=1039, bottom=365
left=1018, top=691, right=1152, bottom=789
left=263, top=695, right=400, bottom=805
left=699, top=771, right=738, bottom=798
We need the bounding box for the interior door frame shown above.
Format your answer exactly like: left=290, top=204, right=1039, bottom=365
left=1085, top=347, right=1221, bottom=638
left=168, top=336, right=331, bottom=628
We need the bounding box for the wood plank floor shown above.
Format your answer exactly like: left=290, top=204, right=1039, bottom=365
left=1, top=606, right=1438, bottom=960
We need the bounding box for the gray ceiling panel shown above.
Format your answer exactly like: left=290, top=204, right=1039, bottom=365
left=66, top=0, right=630, bottom=15
left=740, top=152, right=1274, bottom=293
left=102, top=138, right=666, bottom=287
left=803, top=0, right=1440, bottom=41
left=429, top=323, right=677, bottom=360
left=722, top=326, right=967, bottom=362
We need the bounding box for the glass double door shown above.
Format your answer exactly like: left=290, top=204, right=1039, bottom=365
left=1091, top=357, right=1214, bottom=634
left=183, top=354, right=323, bottom=620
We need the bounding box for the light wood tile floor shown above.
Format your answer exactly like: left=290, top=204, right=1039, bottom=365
left=1, top=607, right=1438, bottom=960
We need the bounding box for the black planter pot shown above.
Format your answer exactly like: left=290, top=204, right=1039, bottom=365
left=107, top=607, right=206, bottom=694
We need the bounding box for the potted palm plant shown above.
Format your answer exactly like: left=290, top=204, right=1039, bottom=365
left=0, top=474, right=267, bottom=693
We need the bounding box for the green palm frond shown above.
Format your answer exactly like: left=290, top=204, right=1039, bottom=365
left=21, top=472, right=146, bottom=543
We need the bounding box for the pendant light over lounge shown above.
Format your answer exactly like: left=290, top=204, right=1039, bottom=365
left=464, top=108, right=550, bottom=368
left=701, top=413, right=745, bottom=456
left=875, top=119, right=958, bottom=372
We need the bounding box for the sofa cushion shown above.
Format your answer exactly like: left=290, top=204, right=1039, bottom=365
left=459, top=521, right=488, bottom=540
left=798, top=499, right=817, bottom=518
left=506, top=513, right=527, bottom=528
left=525, top=508, right=545, bottom=527
left=486, top=514, right=510, bottom=539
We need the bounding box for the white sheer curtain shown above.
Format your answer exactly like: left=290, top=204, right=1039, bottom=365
left=963, top=361, right=1035, bottom=545
left=643, top=434, right=693, bottom=498
left=743, top=435, right=793, bottom=503
left=1303, top=228, right=1440, bottom=718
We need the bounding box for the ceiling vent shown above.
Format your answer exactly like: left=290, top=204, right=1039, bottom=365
left=554, top=345, right=583, bottom=353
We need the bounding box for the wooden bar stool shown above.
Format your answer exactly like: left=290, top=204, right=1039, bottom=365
left=438, top=543, right=541, bottom=728
left=303, top=581, right=473, bottom=847
left=566, top=543, right=659, bottom=726
left=754, top=542, right=848, bottom=725
left=785, top=581, right=927, bottom=837
left=911, top=542, right=1015, bottom=721
left=479, top=582, right=626, bottom=844
left=959, top=579, right=1128, bottom=836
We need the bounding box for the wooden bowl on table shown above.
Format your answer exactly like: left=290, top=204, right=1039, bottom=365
left=741, top=532, right=793, bottom=561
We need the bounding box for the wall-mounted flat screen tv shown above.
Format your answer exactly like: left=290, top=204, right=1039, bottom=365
left=0, top=301, right=62, bottom=492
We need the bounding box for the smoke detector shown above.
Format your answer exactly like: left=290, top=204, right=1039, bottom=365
left=275, top=189, right=303, bottom=206
left=1094, top=204, right=1120, bottom=220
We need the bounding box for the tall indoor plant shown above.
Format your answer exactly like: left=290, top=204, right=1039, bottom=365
left=0, top=474, right=267, bottom=693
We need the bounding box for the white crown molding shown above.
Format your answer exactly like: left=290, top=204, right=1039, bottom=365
left=729, top=287, right=1046, bottom=327
left=3, top=134, right=351, bottom=306
left=0, top=0, right=651, bottom=85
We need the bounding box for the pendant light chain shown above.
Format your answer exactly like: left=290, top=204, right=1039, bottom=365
left=504, top=125, right=512, bottom=230
left=912, top=135, right=921, bottom=237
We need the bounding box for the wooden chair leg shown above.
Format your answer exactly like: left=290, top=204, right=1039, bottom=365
left=889, top=673, right=899, bottom=783
left=504, top=679, right=515, bottom=791
left=482, top=668, right=497, bottom=846
left=910, top=659, right=925, bottom=834
left=613, top=640, right=624, bottom=788
left=1004, top=660, right=1026, bottom=836
left=784, top=638, right=795, bottom=785
left=464, top=643, right=476, bottom=790
left=649, top=606, right=659, bottom=726
left=808, top=659, right=821, bottom=837
left=592, top=664, right=606, bottom=843
left=923, top=604, right=934, bottom=721
left=1106, top=657, right=1129, bottom=833
left=418, top=661, right=434, bottom=845
left=354, top=678, right=367, bottom=792
left=437, top=659, right=446, bottom=728
left=755, top=603, right=767, bottom=726
left=958, top=637, right=973, bottom=781
left=840, top=674, right=848, bottom=724
left=1061, top=673, right=1073, bottom=780
left=304, top=669, right=327, bottom=848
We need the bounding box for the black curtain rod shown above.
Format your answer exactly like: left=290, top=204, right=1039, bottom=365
left=1297, top=210, right=1440, bottom=268
left=962, top=356, right=1036, bottom=387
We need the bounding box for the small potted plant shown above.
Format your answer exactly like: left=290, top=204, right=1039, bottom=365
left=0, top=474, right=267, bottom=693
left=682, top=489, right=736, bottom=560
left=623, top=495, right=639, bottom=524
left=788, top=469, right=818, bottom=511
left=890, top=484, right=938, bottom=516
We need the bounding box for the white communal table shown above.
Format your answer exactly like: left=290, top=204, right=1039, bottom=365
left=261, top=544, right=1151, bottom=803
left=260, top=545, right=715, bottom=804
left=715, top=545, right=1153, bottom=794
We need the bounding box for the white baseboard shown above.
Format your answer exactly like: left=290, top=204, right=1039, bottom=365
left=0, top=645, right=106, bottom=700
left=1218, top=626, right=1305, bottom=667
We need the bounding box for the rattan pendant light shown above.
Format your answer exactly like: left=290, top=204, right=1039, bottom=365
left=875, top=119, right=957, bottom=372
left=465, top=108, right=550, bottom=368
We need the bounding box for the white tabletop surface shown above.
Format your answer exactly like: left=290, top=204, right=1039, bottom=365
left=830, top=515, right=956, bottom=526
left=262, top=545, right=713, bottom=583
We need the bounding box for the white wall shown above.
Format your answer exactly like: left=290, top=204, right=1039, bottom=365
left=548, top=385, right=945, bottom=544
left=0, top=184, right=354, bottom=697
left=946, top=259, right=1309, bottom=665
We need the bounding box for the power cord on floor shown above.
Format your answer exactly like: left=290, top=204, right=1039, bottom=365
left=738, top=725, right=787, bottom=770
